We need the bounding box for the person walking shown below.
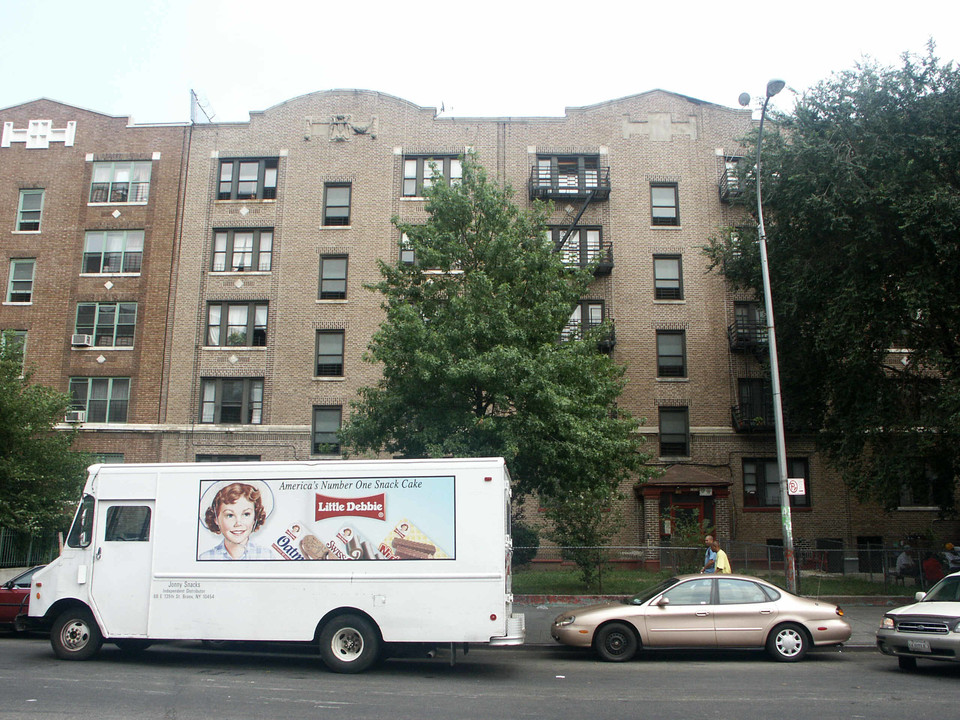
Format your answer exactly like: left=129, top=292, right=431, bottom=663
left=713, top=540, right=732, bottom=574
left=701, top=534, right=717, bottom=573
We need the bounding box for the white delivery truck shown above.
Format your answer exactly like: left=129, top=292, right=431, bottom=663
left=30, top=457, right=524, bottom=672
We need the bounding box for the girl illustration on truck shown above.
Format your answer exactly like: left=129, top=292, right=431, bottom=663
left=200, top=482, right=275, bottom=560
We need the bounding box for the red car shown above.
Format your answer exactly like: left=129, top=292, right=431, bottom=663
left=0, top=566, right=44, bottom=632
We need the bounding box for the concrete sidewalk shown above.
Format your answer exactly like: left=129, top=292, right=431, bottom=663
left=515, top=594, right=914, bottom=649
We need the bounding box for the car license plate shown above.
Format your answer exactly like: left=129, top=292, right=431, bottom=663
left=907, top=639, right=931, bottom=653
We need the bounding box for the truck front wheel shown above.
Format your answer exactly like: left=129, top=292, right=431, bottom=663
left=51, top=608, right=103, bottom=661
left=319, top=614, right=380, bottom=673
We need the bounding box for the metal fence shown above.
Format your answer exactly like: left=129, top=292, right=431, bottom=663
left=0, top=527, right=61, bottom=568
left=514, top=541, right=943, bottom=594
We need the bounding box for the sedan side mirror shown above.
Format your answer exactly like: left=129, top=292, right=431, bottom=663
left=656, top=595, right=670, bottom=607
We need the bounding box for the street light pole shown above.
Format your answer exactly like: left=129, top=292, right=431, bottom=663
left=741, top=79, right=797, bottom=593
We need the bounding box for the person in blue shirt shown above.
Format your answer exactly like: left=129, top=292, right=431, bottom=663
left=701, top=534, right=717, bottom=573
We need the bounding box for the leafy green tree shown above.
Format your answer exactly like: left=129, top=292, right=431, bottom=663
left=341, top=156, right=652, bottom=564
left=0, top=332, right=89, bottom=532
left=705, top=46, right=960, bottom=510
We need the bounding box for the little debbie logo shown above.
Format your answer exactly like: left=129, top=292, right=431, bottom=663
left=316, top=493, right=386, bottom=521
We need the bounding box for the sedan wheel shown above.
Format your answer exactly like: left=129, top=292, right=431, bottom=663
left=594, top=622, right=639, bottom=662
left=766, top=623, right=808, bottom=662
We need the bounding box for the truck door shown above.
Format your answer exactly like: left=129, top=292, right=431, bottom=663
left=90, top=501, right=154, bottom=637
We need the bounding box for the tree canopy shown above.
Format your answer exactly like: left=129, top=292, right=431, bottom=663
left=705, top=46, right=960, bottom=510
left=341, top=157, right=650, bottom=512
left=0, top=332, right=89, bottom=531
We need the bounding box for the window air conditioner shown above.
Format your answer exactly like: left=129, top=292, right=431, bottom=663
left=71, top=334, right=94, bottom=347
left=64, top=410, right=86, bottom=423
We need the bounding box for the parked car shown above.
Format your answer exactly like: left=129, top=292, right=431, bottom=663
left=551, top=573, right=850, bottom=662
left=877, top=570, right=960, bottom=670
left=0, top=566, right=45, bottom=632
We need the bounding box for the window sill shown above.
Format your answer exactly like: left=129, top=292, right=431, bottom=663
left=651, top=225, right=682, bottom=230
left=80, top=273, right=142, bottom=278
left=2, top=301, right=33, bottom=306
left=658, top=455, right=691, bottom=461
left=313, top=376, right=345, bottom=382
left=71, top=346, right=134, bottom=351
left=656, top=377, right=689, bottom=382
left=214, top=199, right=276, bottom=204
left=895, top=506, right=940, bottom=512
left=208, top=271, right=271, bottom=276
left=87, top=202, right=148, bottom=207
left=12, top=230, right=41, bottom=235
left=202, top=346, right=267, bottom=351
left=316, top=298, right=348, bottom=304
left=400, top=196, right=427, bottom=201
left=320, top=225, right=352, bottom=230
left=654, top=299, right=686, bottom=305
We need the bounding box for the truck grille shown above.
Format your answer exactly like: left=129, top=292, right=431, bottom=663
left=898, top=620, right=950, bottom=634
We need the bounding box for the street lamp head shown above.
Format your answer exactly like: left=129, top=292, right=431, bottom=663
left=766, top=79, right=786, bottom=98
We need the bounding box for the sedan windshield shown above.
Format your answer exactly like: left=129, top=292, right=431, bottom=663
left=630, top=578, right=679, bottom=605
left=922, top=575, right=960, bottom=603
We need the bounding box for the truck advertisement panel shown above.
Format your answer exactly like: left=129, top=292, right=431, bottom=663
left=197, top=475, right=455, bottom=562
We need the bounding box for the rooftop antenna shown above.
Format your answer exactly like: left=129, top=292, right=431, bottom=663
left=190, top=90, right=216, bottom=124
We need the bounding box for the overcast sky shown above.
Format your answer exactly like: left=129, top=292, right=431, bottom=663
left=2, top=0, right=957, bottom=123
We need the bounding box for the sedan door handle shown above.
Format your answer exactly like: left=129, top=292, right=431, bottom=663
left=696, top=611, right=710, bottom=617
left=759, top=610, right=772, bottom=614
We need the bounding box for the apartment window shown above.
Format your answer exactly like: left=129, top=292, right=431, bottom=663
left=399, top=232, right=416, bottom=265
left=91, top=453, right=125, bottom=464
left=218, top=158, right=278, bottom=200
left=322, top=184, right=352, bottom=226
left=659, top=407, right=689, bottom=456
left=69, top=378, right=130, bottom=423
left=75, top=302, right=137, bottom=347
left=654, top=255, right=683, bottom=299
left=744, top=458, right=810, bottom=508
left=1, top=330, right=26, bottom=372
left=656, top=330, right=686, bottom=377
left=319, top=256, right=347, bottom=299
left=651, top=183, right=679, bottom=226
left=563, top=300, right=605, bottom=341
left=738, top=378, right=772, bottom=424
left=316, top=330, right=344, bottom=376
left=89, top=161, right=151, bottom=203
left=402, top=156, right=462, bottom=197
left=206, top=302, right=267, bottom=347
left=312, top=405, right=342, bottom=454
left=16, top=189, right=44, bottom=231
left=211, top=229, right=273, bottom=272
left=535, top=155, right=602, bottom=194
left=200, top=378, right=263, bottom=424
left=6, top=259, right=35, bottom=303
left=548, top=227, right=603, bottom=268
left=82, top=230, right=144, bottom=274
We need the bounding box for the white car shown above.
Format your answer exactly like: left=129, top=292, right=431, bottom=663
left=877, top=570, right=960, bottom=670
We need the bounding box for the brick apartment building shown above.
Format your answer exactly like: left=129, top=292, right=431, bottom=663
left=0, top=99, right=188, bottom=464
left=2, top=91, right=956, bottom=558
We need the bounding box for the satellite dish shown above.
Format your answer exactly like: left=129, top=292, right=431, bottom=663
left=738, top=92, right=751, bottom=108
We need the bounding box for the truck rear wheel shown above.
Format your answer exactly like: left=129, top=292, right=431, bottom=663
left=319, top=614, right=380, bottom=673
left=51, top=608, right=103, bottom=661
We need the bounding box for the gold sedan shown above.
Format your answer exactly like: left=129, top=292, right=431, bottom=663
left=551, top=574, right=851, bottom=662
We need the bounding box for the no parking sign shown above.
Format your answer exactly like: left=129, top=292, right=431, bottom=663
left=787, top=477, right=806, bottom=496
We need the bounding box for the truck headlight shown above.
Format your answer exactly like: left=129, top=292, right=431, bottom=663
left=881, top=617, right=895, bottom=630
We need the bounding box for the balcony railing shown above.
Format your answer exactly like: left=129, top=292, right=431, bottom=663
left=718, top=169, right=741, bottom=203
left=731, top=405, right=774, bottom=433
left=728, top=321, right=767, bottom=352
left=530, top=166, right=611, bottom=201
left=561, top=320, right=616, bottom=352
left=560, top=243, right=614, bottom=275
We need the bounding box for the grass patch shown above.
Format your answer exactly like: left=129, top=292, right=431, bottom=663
left=512, top=565, right=908, bottom=597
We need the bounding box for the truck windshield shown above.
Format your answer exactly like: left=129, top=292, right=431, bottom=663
left=66, top=495, right=95, bottom=548
left=923, top=576, right=960, bottom=603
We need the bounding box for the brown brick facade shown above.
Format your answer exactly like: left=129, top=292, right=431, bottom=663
left=2, top=92, right=956, bottom=549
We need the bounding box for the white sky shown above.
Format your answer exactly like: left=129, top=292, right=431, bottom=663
left=2, top=0, right=957, bottom=123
